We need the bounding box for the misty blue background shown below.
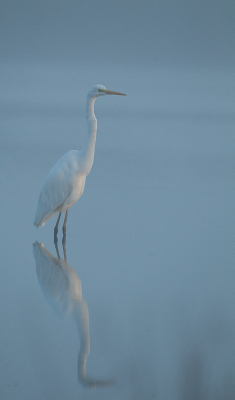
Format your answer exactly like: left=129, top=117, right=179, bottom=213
left=0, top=1, right=235, bottom=399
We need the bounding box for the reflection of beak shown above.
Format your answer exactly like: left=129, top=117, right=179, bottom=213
left=105, top=89, right=126, bottom=96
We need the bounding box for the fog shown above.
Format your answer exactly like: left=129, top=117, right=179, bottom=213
left=0, top=1, right=235, bottom=399
left=1, top=0, right=235, bottom=67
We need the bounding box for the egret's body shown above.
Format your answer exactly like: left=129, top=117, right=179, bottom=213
left=34, top=150, right=86, bottom=227
left=34, top=85, right=126, bottom=242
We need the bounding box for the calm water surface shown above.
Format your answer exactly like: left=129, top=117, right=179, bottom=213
left=0, top=63, right=235, bottom=399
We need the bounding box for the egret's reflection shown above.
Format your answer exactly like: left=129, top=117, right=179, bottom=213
left=33, top=241, right=114, bottom=388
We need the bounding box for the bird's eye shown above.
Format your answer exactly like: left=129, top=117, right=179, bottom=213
left=98, top=88, right=104, bottom=92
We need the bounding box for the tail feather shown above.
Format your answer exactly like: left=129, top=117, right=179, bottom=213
left=34, top=204, right=56, bottom=227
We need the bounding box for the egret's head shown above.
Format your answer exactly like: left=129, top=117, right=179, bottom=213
left=88, top=84, right=126, bottom=98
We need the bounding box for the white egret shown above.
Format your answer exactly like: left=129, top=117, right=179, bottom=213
left=34, top=84, right=126, bottom=243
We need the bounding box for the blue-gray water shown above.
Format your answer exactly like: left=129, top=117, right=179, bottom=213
left=0, top=63, right=235, bottom=399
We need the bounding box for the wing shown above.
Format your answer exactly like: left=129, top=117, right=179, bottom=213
left=34, top=150, right=81, bottom=227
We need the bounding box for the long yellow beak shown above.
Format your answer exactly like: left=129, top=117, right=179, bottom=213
left=105, top=89, right=126, bottom=96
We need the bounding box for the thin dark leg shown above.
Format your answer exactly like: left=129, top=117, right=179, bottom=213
left=55, top=240, right=60, bottom=259
left=63, top=240, right=67, bottom=263
left=54, top=212, right=62, bottom=245
left=62, top=210, right=68, bottom=245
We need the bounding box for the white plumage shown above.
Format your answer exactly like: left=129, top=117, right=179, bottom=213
left=34, top=150, right=86, bottom=227
left=34, top=84, right=126, bottom=241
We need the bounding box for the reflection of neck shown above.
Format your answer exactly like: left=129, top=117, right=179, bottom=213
left=74, top=303, right=114, bottom=388
left=74, top=301, right=91, bottom=384
left=80, top=96, right=97, bottom=175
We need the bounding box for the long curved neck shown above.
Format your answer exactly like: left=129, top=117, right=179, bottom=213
left=80, top=95, right=97, bottom=175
